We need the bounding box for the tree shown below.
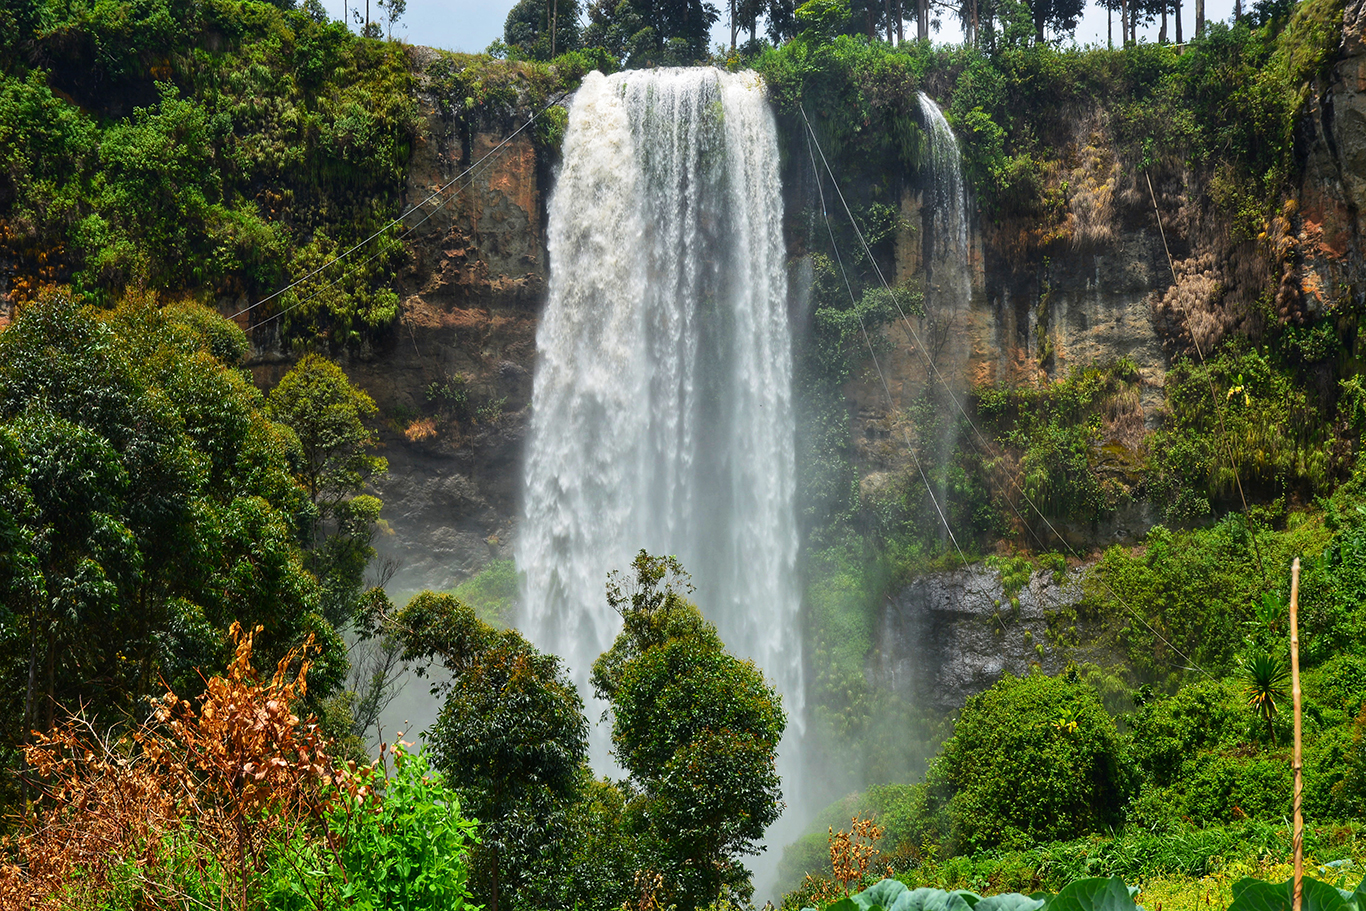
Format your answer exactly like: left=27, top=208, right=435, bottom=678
left=0, top=290, right=332, bottom=779
left=265, top=354, right=387, bottom=627
left=593, top=552, right=786, bottom=909
left=1241, top=652, right=1290, bottom=744
left=1024, top=0, right=1083, bottom=40
left=393, top=592, right=588, bottom=911
left=924, top=669, right=1129, bottom=852
left=582, top=0, right=719, bottom=65
left=505, top=0, right=583, bottom=58
left=378, top=0, right=406, bottom=37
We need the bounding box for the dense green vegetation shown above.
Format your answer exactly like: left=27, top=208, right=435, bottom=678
left=2, top=0, right=1364, bottom=905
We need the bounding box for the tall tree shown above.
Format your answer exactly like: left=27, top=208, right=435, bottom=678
left=265, top=354, right=387, bottom=628
left=396, top=592, right=588, bottom=911
left=1026, top=0, right=1083, bottom=41
left=504, top=0, right=583, bottom=59
left=0, top=290, right=334, bottom=782
left=592, top=552, right=786, bottom=909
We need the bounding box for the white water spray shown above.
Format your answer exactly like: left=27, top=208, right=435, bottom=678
left=517, top=68, right=804, bottom=883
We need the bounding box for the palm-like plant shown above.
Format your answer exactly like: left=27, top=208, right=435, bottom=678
left=1242, top=652, right=1290, bottom=745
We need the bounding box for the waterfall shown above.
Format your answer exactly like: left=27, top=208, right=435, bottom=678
left=911, top=92, right=973, bottom=525
left=916, top=91, right=970, bottom=312
left=517, top=67, right=803, bottom=830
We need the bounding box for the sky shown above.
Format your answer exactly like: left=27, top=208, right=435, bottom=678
left=367, top=0, right=1241, bottom=56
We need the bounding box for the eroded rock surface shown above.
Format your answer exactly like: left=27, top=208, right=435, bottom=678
left=875, top=564, right=1087, bottom=712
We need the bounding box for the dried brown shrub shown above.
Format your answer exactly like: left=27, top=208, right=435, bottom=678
left=1067, top=133, right=1119, bottom=252
left=0, top=623, right=348, bottom=911
left=1151, top=252, right=1226, bottom=354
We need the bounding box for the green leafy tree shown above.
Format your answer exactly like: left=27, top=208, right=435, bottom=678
left=0, top=290, right=334, bottom=783
left=505, top=0, right=583, bottom=58
left=393, top=592, right=588, bottom=911
left=582, top=0, right=718, bottom=65
left=923, top=670, right=1129, bottom=852
left=266, top=353, right=387, bottom=627
left=593, top=552, right=786, bottom=909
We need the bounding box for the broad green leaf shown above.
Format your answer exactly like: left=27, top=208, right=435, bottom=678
left=885, top=886, right=979, bottom=911
left=975, top=893, right=1047, bottom=911
left=1230, top=877, right=1352, bottom=911
left=856, top=879, right=909, bottom=911
left=1049, top=876, right=1139, bottom=911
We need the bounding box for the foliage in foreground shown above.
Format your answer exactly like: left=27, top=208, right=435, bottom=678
left=0, top=289, right=342, bottom=783
left=0, top=623, right=477, bottom=911
left=386, top=552, right=788, bottom=911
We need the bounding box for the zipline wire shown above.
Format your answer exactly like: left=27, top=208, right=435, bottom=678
left=799, top=105, right=1216, bottom=681
left=801, top=121, right=969, bottom=574
left=231, top=96, right=564, bottom=327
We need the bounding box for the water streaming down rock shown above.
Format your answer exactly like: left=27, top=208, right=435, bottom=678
left=917, top=91, right=970, bottom=270
left=518, top=68, right=803, bottom=821
left=914, top=92, right=973, bottom=519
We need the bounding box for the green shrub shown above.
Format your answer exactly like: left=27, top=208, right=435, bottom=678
left=266, top=745, right=479, bottom=911
left=926, top=670, right=1130, bottom=852
left=451, top=559, right=521, bottom=627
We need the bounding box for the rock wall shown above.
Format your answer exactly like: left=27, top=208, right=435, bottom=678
left=247, top=48, right=551, bottom=594
left=874, top=564, right=1088, bottom=713
left=238, top=16, right=1366, bottom=682
left=1298, top=0, right=1366, bottom=321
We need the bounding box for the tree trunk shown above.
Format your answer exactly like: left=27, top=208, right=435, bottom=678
left=1196, top=0, right=1204, bottom=35
left=730, top=0, right=737, bottom=48
left=1120, top=0, right=1128, bottom=43
left=886, top=0, right=894, bottom=42
left=918, top=0, right=928, bottom=39
left=491, top=848, right=500, bottom=911
left=1107, top=2, right=1112, bottom=47
left=1175, top=0, right=1181, bottom=42
left=551, top=0, right=558, bottom=56
left=1234, top=0, right=1241, bottom=20
left=1160, top=1, right=1167, bottom=42
left=896, top=0, right=904, bottom=42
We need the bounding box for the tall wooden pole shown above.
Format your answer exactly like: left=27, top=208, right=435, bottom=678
left=1290, top=557, right=1304, bottom=911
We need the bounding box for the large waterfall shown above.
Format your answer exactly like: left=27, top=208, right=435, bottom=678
left=517, top=66, right=803, bottom=808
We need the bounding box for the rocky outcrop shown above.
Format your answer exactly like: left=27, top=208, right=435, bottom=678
left=1297, top=0, right=1366, bottom=321
left=874, top=563, right=1089, bottom=712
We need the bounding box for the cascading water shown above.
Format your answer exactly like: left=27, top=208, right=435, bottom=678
left=914, top=92, right=973, bottom=513
left=917, top=91, right=970, bottom=270
left=517, top=67, right=804, bottom=883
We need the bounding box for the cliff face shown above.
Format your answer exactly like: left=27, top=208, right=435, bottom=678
left=250, top=48, right=550, bottom=593
left=1300, top=0, right=1366, bottom=318
left=875, top=564, right=1092, bottom=712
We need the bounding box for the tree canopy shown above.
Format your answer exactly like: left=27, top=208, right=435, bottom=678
left=0, top=290, right=345, bottom=791
left=594, top=552, right=786, bottom=909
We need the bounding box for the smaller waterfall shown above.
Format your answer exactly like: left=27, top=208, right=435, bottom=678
left=914, top=92, right=973, bottom=531
left=916, top=91, right=970, bottom=294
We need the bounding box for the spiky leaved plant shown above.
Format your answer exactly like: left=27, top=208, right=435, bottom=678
left=1242, top=652, right=1290, bottom=745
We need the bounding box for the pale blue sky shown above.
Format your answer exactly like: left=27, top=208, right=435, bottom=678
left=362, top=0, right=1241, bottom=54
